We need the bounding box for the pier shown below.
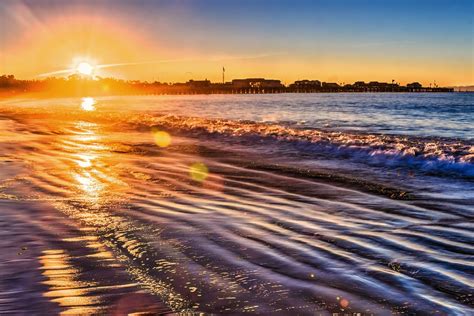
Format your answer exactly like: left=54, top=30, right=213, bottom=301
left=0, top=75, right=454, bottom=97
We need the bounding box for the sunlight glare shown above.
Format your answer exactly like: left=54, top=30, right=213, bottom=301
left=81, top=97, right=96, bottom=111
left=76, top=154, right=95, bottom=168
left=76, top=62, right=93, bottom=76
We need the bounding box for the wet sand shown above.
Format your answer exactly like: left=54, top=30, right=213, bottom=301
left=0, top=98, right=472, bottom=315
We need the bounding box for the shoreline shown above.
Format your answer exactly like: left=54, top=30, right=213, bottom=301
left=1, top=128, right=471, bottom=314
left=0, top=95, right=472, bottom=314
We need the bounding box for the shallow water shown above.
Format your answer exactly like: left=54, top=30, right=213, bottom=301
left=0, top=94, right=473, bottom=315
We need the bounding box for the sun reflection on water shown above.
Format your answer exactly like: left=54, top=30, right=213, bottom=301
left=39, top=249, right=100, bottom=314
left=75, top=154, right=95, bottom=168
left=81, top=97, right=96, bottom=111
left=68, top=121, right=108, bottom=202
left=74, top=172, right=105, bottom=197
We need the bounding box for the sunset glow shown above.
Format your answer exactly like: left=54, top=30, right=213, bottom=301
left=76, top=62, right=93, bottom=76
left=0, top=1, right=472, bottom=86
left=0, top=1, right=472, bottom=314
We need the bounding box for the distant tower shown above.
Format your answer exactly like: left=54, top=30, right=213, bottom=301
left=222, top=66, right=225, bottom=84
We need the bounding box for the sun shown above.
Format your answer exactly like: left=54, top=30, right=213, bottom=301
left=76, top=62, right=93, bottom=76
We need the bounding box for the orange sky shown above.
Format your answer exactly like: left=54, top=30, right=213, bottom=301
left=1, top=1, right=473, bottom=86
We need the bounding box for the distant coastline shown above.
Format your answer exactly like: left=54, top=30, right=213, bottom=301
left=0, top=74, right=455, bottom=98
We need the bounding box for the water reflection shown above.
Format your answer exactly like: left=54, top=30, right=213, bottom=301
left=73, top=172, right=104, bottom=197
left=81, top=97, right=96, bottom=112
left=39, top=235, right=156, bottom=315
left=39, top=249, right=100, bottom=315
left=1, top=94, right=471, bottom=314
left=75, top=154, right=94, bottom=168
left=69, top=121, right=106, bottom=202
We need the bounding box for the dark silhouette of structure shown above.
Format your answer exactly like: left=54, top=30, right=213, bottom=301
left=407, top=82, right=422, bottom=89
left=290, top=80, right=322, bottom=91
left=231, top=78, right=283, bottom=89
left=0, top=74, right=454, bottom=98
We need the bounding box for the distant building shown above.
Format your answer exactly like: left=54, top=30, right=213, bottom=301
left=407, top=82, right=422, bottom=89
left=186, top=79, right=211, bottom=88
left=211, top=82, right=232, bottom=88
left=290, top=80, right=322, bottom=88
left=322, top=82, right=340, bottom=89
left=368, top=81, right=389, bottom=87
left=353, top=81, right=366, bottom=87
left=232, top=78, right=283, bottom=89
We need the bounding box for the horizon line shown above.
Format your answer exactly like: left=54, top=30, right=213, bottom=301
left=2, top=73, right=472, bottom=88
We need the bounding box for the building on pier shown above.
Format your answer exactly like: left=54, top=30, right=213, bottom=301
left=289, top=80, right=322, bottom=89
left=231, top=78, right=283, bottom=89
left=407, top=82, right=422, bottom=89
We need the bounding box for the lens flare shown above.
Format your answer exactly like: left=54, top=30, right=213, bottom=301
left=189, top=162, right=209, bottom=182
left=81, top=97, right=96, bottom=111
left=152, top=129, right=171, bottom=148
left=339, top=297, right=349, bottom=309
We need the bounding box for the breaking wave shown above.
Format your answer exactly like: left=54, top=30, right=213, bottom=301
left=3, top=104, right=474, bottom=179
left=135, top=114, right=474, bottom=179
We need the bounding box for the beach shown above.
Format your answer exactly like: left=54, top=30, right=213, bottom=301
left=0, top=93, right=472, bottom=315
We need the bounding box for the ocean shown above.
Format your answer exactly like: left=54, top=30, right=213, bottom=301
left=0, top=93, right=472, bottom=314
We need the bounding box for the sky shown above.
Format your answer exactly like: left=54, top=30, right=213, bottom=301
left=0, top=0, right=473, bottom=86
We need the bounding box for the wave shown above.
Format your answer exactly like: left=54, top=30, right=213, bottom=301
left=134, top=114, right=474, bottom=179
left=2, top=105, right=473, bottom=179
